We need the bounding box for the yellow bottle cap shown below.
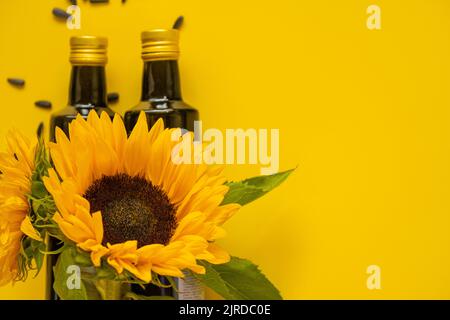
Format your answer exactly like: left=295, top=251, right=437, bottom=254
left=70, top=36, right=108, bottom=66
left=141, top=29, right=179, bottom=61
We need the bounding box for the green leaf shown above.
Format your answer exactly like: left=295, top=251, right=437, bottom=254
left=53, top=247, right=100, bottom=300
left=195, top=257, right=282, bottom=300
left=33, top=251, right=44, bottom=278
left=32, top=241, right=47, bottom=277
left=93, top=279, right=126, bottom=300
left=95, top=265, right=116, bottom=280
left=194, top=263, right=230, bottom=298
left=74, top=249, right=93, bottom=267
left=81, top=279, right=102, bottom=300
left=222, top=169, right=295, bottom=206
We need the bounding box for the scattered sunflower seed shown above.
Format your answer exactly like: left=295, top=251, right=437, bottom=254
left=69, top=0, right=77, bottom=5
left=107, top=92, right=119, bottom=103
left=52, top=8, right=71, bottom=19
left=122, top=0, right=127, bottom=3
left=7, top=78, right=25, bottom=87
left=34, top=100, right=52, bottom=110
left=36, top=122, right=44, bottom=138
left=172, top=15, right=184, bottom=29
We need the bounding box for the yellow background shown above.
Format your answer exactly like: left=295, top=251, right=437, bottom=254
left=1, top=0, right=450, bottom=299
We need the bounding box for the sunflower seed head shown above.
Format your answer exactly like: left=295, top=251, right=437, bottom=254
left=84, top=174, right=177, bottom=247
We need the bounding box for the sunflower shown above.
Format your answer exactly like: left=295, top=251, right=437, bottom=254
left=43, top=111, right=240, bottom=283
left=0, top=131, right=42, bottom=286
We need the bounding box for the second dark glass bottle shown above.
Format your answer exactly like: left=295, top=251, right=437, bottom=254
left=124, top=29, right=199, bottom=133
left=124, top=29, right=201, bottom=298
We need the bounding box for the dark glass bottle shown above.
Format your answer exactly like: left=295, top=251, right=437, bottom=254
left=50, top=65, right=115, bottom=137
left=124, top=29, right=199, bottom=298
left=47, top=36, right=115, bottom=300
left=124, top=29, right=198, bottom=134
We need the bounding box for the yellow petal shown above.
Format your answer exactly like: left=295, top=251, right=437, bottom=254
left=20, top=216, right=42, bottom=241
left=112, top=113, right=127, bottom=167
left=204, top=243, right=230, bottom=264
left=148, top=117, right=164, bottom=144
left=123, top=112, right=151, bottom=177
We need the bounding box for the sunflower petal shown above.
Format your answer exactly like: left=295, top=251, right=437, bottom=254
left=20, top=216, right=42, bottom=241
left=43, top=110, right=242, bottom=282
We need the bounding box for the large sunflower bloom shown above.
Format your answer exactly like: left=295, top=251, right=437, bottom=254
left=43, top=111, right=240, bottom=283
left=0, top=131, right=42, bottom=286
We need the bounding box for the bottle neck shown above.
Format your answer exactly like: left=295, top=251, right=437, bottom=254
left=69, top=65, right=108, bottom=107
left=141, top=60, right=182, bottom=101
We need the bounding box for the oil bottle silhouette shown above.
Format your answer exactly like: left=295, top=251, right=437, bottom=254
left=47, top=36, right=116, bottom=300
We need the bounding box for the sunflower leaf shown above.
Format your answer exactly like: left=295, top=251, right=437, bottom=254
left=81, top=279, right=103, bottom=300
left=33, top=250, right=44, bottom=278
left=194, top=262, right=231, bottom=298
left=222, top=168, right=294, bottom=206
left=53, top=247, right=100, bottom=300
left=195, top=257, right=282, bottom=300
left=73, top=250, right=93, bottom=267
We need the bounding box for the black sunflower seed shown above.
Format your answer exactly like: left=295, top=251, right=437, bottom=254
left=34, top=100, right=52, bottom=109
left=107, top=92, right=119, bottom=103
left=172, top=15, right=184, bottom=29
left=7, top=78, right=25, bottom=87
left=36, top=122, right=44, bottom=138
left=122, top=0, right=127, bottom=3
left=69, top=0, right=77, bottom=5
left=52, top=8, right=71, bottom=19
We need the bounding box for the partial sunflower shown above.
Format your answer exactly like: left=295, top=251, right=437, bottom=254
left=43, top=111, right=240, bottom=283
left=0, top=131, right=42, bottom=286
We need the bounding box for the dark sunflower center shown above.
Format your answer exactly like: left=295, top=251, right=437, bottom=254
left=83, top=174, right=177, bottom=247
